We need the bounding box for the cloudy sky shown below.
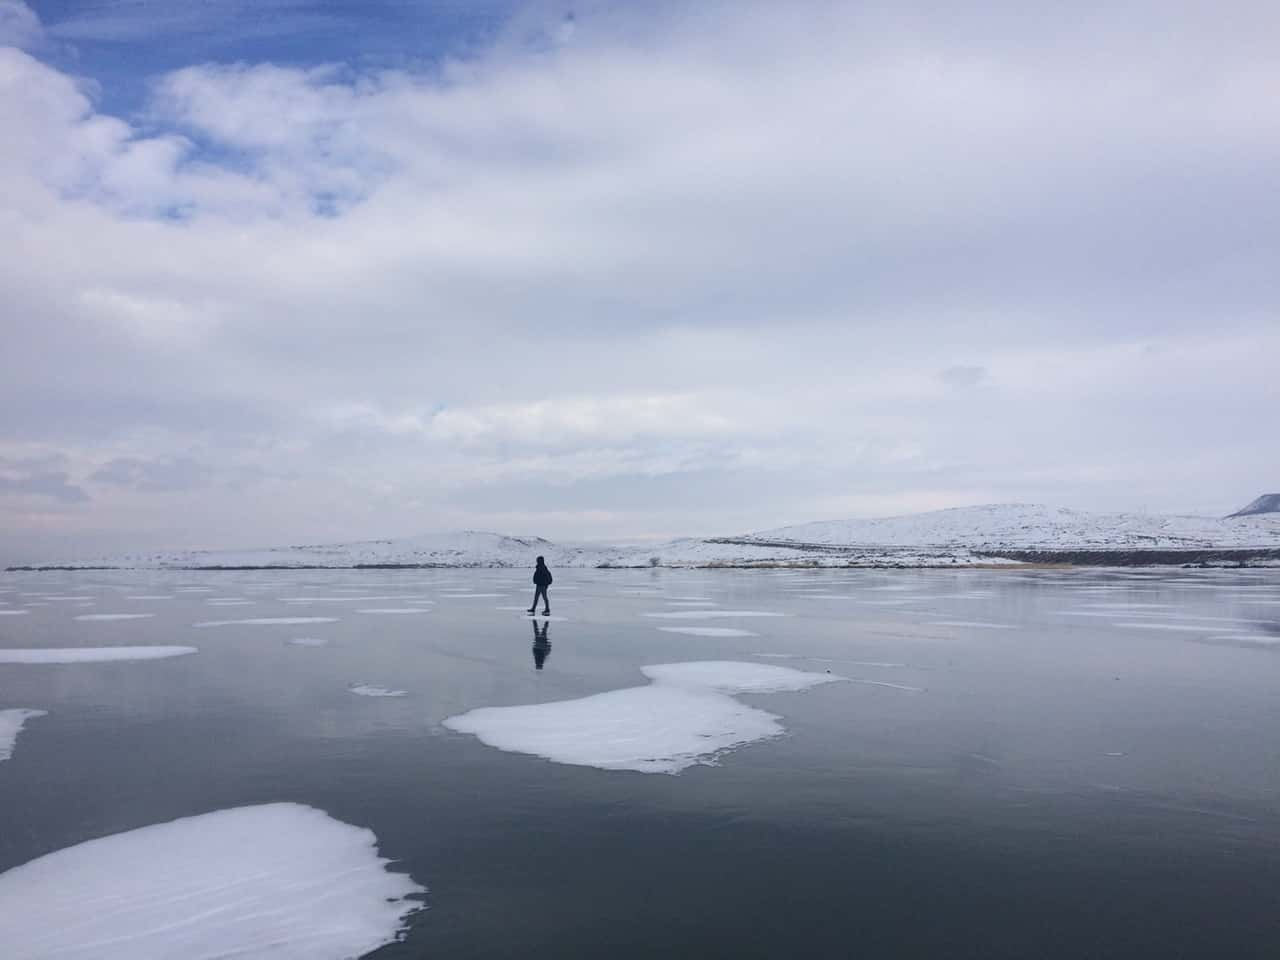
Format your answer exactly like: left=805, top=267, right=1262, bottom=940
left=2, top=0, right=1277, bottom=563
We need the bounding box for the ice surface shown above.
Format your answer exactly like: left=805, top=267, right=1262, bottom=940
left=845, top=678, right=925, bottom=692
left=349, top=684, right=408, bottom=697
left=0, top=802, right=423, bottom=959
left=357, top=608, right=430, bottom=614
left=194, top=617, right=338, bottom=627
left=0, top=610, right=29, bottom=616
left=0, top=709, right=46, bottom=761
left=1111, top=622, right=1218, bottom=632
left=642, top=610, right=787, bottom=620
left=1195, top=635, right=1280, bottom=648
left=930, top=620, right=1016, bottom=629
left=0, top=647, right=197, bottom=663
left=126, top=595, right=173, bottom=600
left=657, top=627, right=759, bottom=638
left=278, top=596, right=434, bottom=602
left=73, top=613, right=155, bottom=621
left=444, top=661, right=839, bottom=774
left=288, top=637, right=330, bottom=647
left=1083, top=602, right=1172, bottom=610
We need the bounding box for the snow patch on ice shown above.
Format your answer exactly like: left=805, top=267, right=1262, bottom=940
left=278, top=596, right=433, bottom=602
left=642, top=610, right=787, bottom=620
left=73, top=613, right=155, bottom=622
left=0, top=802, right=423, bottom=959
left=657, top=626, right=759, bottom=638
left=349, top=684, right=407, bottom=697
left=1112, top=622, right=1216, bottom=632
left=1192, top=634, right=1280, bottom=649
left=0, top=709, right=46, bottom=761
left=288, top=637, right=330, bottom=647
left=356, top=608, right=430, bottom=614
left=845, top=677, right=925, bottom=692
left=194, top=617, right=338, bottom=627
left=0, top=609, right=30, bottom=616
left=930, top=620, right=1016, bottom=630
left=0, top=647, right=197, bottom=663
left=444, top=660, right=839, bottom=774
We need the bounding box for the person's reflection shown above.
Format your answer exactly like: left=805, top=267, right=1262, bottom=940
left=531, top=619, right=552, bottom=670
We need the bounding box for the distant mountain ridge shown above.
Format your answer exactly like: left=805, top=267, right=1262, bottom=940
left=1227, top=494, right=1280, bottom=518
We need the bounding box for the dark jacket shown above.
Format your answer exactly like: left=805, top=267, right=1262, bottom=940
left=533, top=563, right=553, bottom=587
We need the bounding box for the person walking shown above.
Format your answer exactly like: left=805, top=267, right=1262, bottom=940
left=528, top=556, right=552, bottom=616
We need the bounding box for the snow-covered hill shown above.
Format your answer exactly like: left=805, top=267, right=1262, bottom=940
left=12, top=503, right=1280, bottom=570
left=1228, top=494, right=1280, bottom=519
left=743, top=503, right=1280, bottom=549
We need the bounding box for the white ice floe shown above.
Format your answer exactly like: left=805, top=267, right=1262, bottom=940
left=0, top=803, right=423, bottom=960
left=0, top=647, right=197, bottom=663
left=642, top=610, right=787, bottom=620
left=444, top=660, right=840, bottom=774
left=349, top=684, right=408, bottom=697
left=357, top=608, right=430, bottom=615
left=0, top=610, right=29, bottom=616
left=194, top=617, right=338, bottom=627
left=288, top=637, right=330, bottom=647
left=73, top=613, right=155, bottom=622
left=657, top=627, right=759, bottom=638
left=0, top=709, right=47, bottom=761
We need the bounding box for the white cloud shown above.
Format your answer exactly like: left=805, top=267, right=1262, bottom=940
left=2, top=1, right=1278, bottom=560
left=0, top=1, right=40, bottom=48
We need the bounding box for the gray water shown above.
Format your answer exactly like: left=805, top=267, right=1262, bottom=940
left=2, top=566, right=1279, bottom=958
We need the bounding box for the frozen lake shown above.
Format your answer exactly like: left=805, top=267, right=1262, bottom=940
left=1, top=566, right=1279, bottom=957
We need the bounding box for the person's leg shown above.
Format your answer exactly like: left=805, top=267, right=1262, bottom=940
left=528, top=586, right=539, bottom=614
left=541, top=587, right=550, bottom=616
